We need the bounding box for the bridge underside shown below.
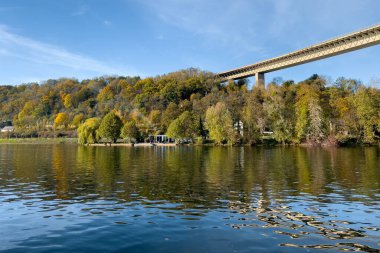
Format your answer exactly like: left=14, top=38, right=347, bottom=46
left=217, top=24, right=380, bottom=87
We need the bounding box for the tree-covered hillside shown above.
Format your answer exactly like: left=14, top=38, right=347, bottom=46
left=0, top=68, right=379, bottom=145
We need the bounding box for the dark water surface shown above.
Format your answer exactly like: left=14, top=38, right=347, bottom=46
left=0, top=144, right=379, bottom=253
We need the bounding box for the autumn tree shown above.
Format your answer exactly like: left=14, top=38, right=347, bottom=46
left=97, top=85, right=114, bottom=102
left=54, top=112, right=68, bottom=129
left=328, top=80, right=360, bottom=139
left=1, top=68, right=379, bottom=145
left=63, top=94, right=73, bottom=109
left=205, top=102, right=236, bottom=144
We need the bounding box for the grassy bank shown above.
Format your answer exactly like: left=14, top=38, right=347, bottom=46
left=0, top=138, right=78, bottom=144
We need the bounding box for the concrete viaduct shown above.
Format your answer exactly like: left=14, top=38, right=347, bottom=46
left=216, top=24, right=380, bottom=87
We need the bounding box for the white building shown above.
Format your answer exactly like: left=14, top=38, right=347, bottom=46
left=1, top=126, right=14, bottom=133
left=234, top=121, right=244, bottom=136
left=152, top=135, right=174, bottom=143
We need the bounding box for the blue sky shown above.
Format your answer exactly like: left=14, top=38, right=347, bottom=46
left=0, top=0, right=379, bottom=87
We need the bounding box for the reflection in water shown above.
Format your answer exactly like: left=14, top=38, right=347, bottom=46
left=0, top=145, right=379, bottom=252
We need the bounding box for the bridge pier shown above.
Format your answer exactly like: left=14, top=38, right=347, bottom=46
left=255, top=73, right=265, bottom=88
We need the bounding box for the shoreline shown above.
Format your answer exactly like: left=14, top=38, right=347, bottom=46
left=0, top=138, right=77, bottom=144
left=88, top=143, right=177, bottom=147
left=0, top=138, right=378, bottom=147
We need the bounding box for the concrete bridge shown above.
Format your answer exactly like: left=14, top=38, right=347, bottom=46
left=217, top=24, right=380, bottom=87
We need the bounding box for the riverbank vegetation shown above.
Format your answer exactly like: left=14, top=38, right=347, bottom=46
left=0, top=138, right=76, bottom=144
left=1, top=69, right=379, bottom=145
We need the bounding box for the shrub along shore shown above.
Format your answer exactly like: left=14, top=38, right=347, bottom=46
left=1, top=68, right=379, bottom=146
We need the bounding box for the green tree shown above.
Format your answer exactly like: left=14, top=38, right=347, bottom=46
left=77, top=118, right=101, bottom=144
left=166, top=111, right=199, bottom=141
left=16, top=101, right=37, bottom=127
left=98, top=112, right=123, bottom=143
left=242, top=88, right=265, bottom=144
left=205, top=102, right=235, bottom=144
left=354, top=86, right=379, bottom=143
left=149, top=109, right=161, bottom=129
left=295, top=84, right=325, bottom=143
left=264, top=84, right=294, bottom=144
left=121, top=121, right=140, bottom=143
left=71, top=113, right=84, bottom=128
left=161, top=102, right=181, bottom=129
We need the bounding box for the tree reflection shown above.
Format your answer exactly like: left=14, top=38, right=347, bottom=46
left=52, top=145, right=70, bottom=198
left=3, top=145, right=379, bottom=203
left=2, top=144, right=379, bottom=253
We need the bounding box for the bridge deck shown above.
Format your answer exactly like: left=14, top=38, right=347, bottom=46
left=217, top=24, right=380, bottom=81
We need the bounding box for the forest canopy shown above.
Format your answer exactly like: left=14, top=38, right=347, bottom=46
left=0, top=68, right=379, bottom=145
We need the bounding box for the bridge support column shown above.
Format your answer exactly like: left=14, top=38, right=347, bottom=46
left=255, top=73, right=265, bottom=88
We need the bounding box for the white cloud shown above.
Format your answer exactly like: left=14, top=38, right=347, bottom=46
left=0, top=25, right=127, bottom=75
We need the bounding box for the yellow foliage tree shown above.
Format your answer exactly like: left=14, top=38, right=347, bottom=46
left=71, top=113, right=84, bottom=128
left=96, top=86, right=114, bottom=102
left=54, top=112, right=68, bottom=128
left=63, top=94, right=73, bottom=109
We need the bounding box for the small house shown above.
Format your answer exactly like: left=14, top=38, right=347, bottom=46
left=152, top=135, right=174, bottom=143
left=1, top=126, right=14, bottom=133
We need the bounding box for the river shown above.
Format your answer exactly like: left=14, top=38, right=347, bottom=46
left=0, top=144, right=379, bottom=252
